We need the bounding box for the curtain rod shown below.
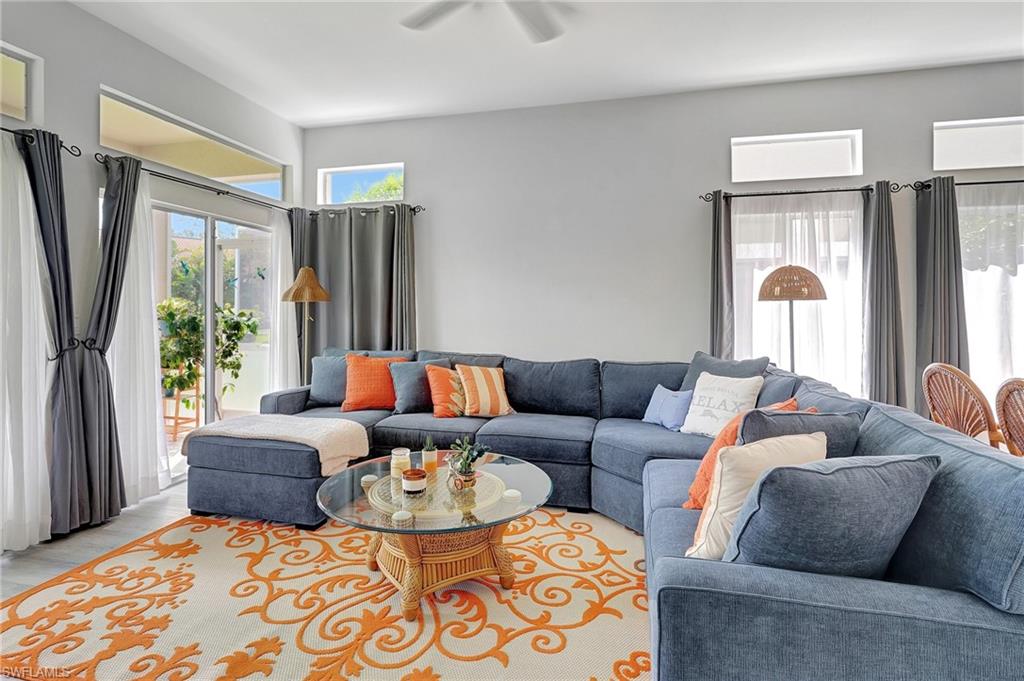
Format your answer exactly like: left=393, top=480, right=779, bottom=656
left=895, top=178, right=1024, bottom=192
left=311, top=205, right=426, bottom=217
left=95, top=152, right=290, bottom=213
left=2, top=126, right=82, bottom=157
left=698, top=185, right=877, bottom=202
left=94, top=152, right=426, bottom=216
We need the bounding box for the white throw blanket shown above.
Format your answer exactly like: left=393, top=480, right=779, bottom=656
left=181, top=414, right=369, bottom=476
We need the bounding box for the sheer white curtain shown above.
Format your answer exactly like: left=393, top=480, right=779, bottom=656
left=269, top=209, right=300, bottom=391
left=957, top=183, right=1024, bottom=404
left=1, top=134, right=52, bottom=550
left=732, top=192, right=865, bottom=396
left=109, top=174, right=172, bottom=503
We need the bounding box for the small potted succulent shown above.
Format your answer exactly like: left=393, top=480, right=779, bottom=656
left=448, top=437, right=490, bottom=490
left=421, top=435, right=439, bottom=474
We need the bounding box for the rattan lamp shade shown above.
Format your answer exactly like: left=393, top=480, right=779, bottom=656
left=282, top=266, right=331, bottom=303
left=758, top=265, right=826, bottom=301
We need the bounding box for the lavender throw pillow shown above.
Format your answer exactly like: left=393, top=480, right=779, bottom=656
left=642, top=384, right=694, bottom=431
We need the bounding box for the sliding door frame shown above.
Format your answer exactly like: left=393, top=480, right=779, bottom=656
left=152, top=199, right=271, bottom=425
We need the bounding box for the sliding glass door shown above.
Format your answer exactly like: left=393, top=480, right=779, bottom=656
left=214, top=220, right=272, bottom=417
left=152, top=207, right=272, bottom=470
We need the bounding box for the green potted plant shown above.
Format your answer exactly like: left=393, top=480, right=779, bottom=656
left=156, top=297, right=260, bottom=417
left=448, top=437, right=490, bottom=490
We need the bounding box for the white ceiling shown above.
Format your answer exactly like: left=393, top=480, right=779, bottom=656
left=75, top=1, right=1024, bottom=128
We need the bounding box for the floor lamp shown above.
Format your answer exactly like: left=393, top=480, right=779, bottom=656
left=758, top=265, right=826, bottom=373
left=282, top=266, right=331, bottom=385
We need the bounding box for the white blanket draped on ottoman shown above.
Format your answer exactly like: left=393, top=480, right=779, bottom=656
left=181, top=414, right=370, bottom=476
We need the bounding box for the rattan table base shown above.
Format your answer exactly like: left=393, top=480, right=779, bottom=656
left=367, top=522, right=515, bottom=621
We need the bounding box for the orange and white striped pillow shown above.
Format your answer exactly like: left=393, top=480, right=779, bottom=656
left=455, top=364, right=514, bottom=417
left=425, top=365, right=466, bottom=418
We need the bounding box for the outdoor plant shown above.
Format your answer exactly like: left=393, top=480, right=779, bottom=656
left=158, top=298, right=204, bottom=404
left=156, top=296, right=260, bottom=416
left=448, top=437, right=490, bottom=476
left=215, top=303, right=261, bottom=405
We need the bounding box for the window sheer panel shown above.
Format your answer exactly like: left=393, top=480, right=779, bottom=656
left=957, top=184, right=1024, bottom=404
left=732, top=193, right=865, bottom=397
left=1, top=134, right=51, bottom=550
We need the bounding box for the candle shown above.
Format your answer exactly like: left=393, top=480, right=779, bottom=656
left=360, top=474, right=379, bottom=496
left=502, top=489, right=522, bottom=505
left=391, top=448, right=411, bottom=478
left=392, top=510, right=414, bottom=528
left=402, top=468, right=428, bottom=495
left=422, top=449, right=438, bottom=474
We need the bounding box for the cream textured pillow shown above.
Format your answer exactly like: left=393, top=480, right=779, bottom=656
left=686, top=432, right=827, bottom=560
left=681, top=372, right=764, bottom=437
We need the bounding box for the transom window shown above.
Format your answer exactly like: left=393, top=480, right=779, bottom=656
left=99, top=91, right=285, bottom=200
left=933, top=116, right=1024, bottom=171
left=731, top=129, right=863, bottom=183
left=1, top=44, right=40, bottom=123
left=317, top=163, right=405, bottom=205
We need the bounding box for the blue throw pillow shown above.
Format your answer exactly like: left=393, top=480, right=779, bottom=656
left=737, top=409, right=863, bottom=458
left=724, top=454, right=941, bottom=578
left=680, top=351, right=769, bottom=392
left=756, top=372, right=799, bottom=407
left=642, top=384, right=693, bottom=431
left=309, top=356, right=354, bottom=406
left=390, top=359, right=451, bottom=413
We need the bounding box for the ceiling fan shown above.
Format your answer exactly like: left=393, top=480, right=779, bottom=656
left=401, top=1, right=566, bottom=44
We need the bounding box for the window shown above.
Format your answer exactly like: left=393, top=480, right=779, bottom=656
left=934, top=117, right=1024, bottom=171
left=957, top=183, right=1024, bottom=403
left=731, top=130, right=863, bottom=183
left=317, top=162, right=404, bottom=205
left=731, top=192, right=864, bottom=396
left=1, top=44, right=41, bottom=123
left=100, top=92, right=285, bottom=200
left=1, top=52, right=27, bottom=121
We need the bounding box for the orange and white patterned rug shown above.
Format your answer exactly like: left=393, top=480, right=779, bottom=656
left=0, top=509, right=650, bottom=681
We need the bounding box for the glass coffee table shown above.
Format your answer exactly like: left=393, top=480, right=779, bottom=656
left=317, top=452, right=552, bottom=621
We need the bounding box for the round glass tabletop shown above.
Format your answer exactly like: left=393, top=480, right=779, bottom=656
left=316, top=452, right=553, bottom=534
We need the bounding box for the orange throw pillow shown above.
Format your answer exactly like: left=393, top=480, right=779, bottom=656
left=456, top=364, right=514, bottom=417
left=682, top=398, right=803, bottom=510
left=426, top=365, right=466, bottom=418
left=341, top=353, right=408, bottom=411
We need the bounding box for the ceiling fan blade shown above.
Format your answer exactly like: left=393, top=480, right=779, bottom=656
left=401, top=1, right=470, bottom=30
left=506, top=1, right=564, bottom=43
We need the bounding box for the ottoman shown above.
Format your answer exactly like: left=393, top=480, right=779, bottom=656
left=186, top=435, right=328, bottom=528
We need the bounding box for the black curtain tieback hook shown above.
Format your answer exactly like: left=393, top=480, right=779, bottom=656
left=82, top=337, right=106, bottom=356
left=47, top=338, right=81, bottom=362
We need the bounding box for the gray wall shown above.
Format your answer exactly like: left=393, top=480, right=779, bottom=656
left=0, top=0, right=303, bottom=330
left=304, top=60, right=1024, bottom=404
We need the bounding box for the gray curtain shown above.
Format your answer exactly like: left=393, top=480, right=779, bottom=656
left=78, top=155, right=141, bottom=525
left=288, top=206, right=314, bottom=369
left=709, top=190, right=734, bottom=358
left=391, top=205, right=417, bottom=350
left=915, top=176, right=969, bottom=414
left=862, top=180, right=906, bottom=406
left=17, top=130, right=89, bottom=534
left=291, top=204, right=417, bottom=357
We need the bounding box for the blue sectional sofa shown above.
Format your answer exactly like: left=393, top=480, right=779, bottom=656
left=189, top=348, right=1024, bottom=679
left=645, top=376, right=1024, bottom=681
